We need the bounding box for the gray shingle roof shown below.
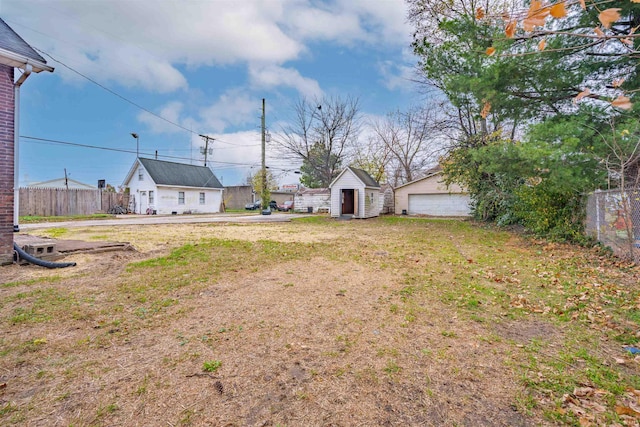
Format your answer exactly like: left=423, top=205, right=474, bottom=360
left=139, top=158, right=223, bottom=189
left=0, top=18, right=47, bottom=63
left=349, top=167, right=380, bottom=188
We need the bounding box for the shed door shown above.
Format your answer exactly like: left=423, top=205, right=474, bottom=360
left=341, top=189, right=354, bottom=215
left=408, top=194, right=471, bottom=216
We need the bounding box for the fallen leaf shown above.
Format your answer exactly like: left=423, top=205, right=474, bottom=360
left=579, top=0, right=586, bottom=9
left=486, top=46, right=496, bottom=56
left=574, top=88, right=591, bottom=104
left=622, top=37, right=633, bottom=46
left=594, top=27, right=605, bottom=37
left=612, top=78, right=625, bottom=88
left=616, top=405, right=640, bottom=417
left=599, top=8, right=622, bottom=29
left=611, top=95, right=632, bottom=110
left=538, top=39, right=547, bottom=51
left=578, top=417, right=592, bottom=427
left=505, top=21, right=517, bottom=38
left=476, top=7, right=485, bottom=19
left=550, top=2, right=567, bottom=18
left=574, top=387, right=595, bottom=397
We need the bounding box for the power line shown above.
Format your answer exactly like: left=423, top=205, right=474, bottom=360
left=34, top=47, right=197, bottom=135
left=20, top=135, right=259, bottom=168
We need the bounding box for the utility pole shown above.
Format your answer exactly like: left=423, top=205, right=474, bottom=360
left=261, top=98, right=267, bottom=211
left=64, top=168, right=69, bottom=190
left=199, top=134, right=214, bottom=166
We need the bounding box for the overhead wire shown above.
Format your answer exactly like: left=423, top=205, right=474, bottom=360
left=33, top=48, right=270, bottom=149
left=10, top=15, right=293, bottom=182
left=20, top=135, right=260, bottom=168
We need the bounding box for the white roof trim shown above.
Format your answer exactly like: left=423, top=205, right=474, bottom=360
left=393, top=170, right=444, bottom=190
left=0, top=48, right=53, bottom=73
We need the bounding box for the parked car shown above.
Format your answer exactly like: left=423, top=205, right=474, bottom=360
left=277, top=200, right=294, bottom=212
left=269, top=200, right=278, bottom=210
left=245, top=200, right=261, bottom=210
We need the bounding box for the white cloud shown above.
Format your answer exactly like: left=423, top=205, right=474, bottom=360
left=378, top=48, right=418, bottom=92
left=283, top=0, right=409, bottom=47
left=137, top=101, right=186, bottom=134
left=4, top=0, right=410, bottom=94
left=249, top=64, right=322, bottom=99
left=199, top=90, right=261, bottom=133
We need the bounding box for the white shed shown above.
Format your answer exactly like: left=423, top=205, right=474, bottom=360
left=329, top=166, right=380, bottom=219
left=123, top=158, right=224, bottom=215
left=394, top=170, right=471, bottom=217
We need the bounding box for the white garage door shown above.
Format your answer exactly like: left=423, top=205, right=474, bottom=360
left=408, top=194, right=471, bottom=216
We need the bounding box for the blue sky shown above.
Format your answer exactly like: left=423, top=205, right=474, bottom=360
left=4, top=0, right=421, bottom=188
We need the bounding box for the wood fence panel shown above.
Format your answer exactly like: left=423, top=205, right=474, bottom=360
left=18, top=188, right=128, bottom=216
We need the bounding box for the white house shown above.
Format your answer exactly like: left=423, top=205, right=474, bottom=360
left=329, top=166, right=380, bottom=219
left=394, top=170, right=471, bottom=217
left=123, top=158, right=224, bottom=215
left=29, top=177, right=96, bottom=189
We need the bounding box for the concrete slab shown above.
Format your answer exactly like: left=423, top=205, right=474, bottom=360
left=14, top=234, right=133, bottom=259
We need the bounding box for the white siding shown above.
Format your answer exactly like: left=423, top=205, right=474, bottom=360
left=407, top=194, right=471, bottom=216
left=330, top=169, right=379, bottom=219
left=395, top=172, right=470, bottom=216
left=155, top=186, right=223, bottom=215
left=126, top=166, right=156, bottom=214
left=294, top=191, right=330, bottom=213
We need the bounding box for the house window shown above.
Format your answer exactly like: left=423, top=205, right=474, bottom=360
left=178, top=191, right=185, bottom=205
left=149, top=191, right=154, bottom=205
left=199, top=192, right=205, bottom=204
left=138, top=167, right=144, bottom=181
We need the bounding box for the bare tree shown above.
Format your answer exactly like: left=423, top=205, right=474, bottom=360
left=274, top=96, right=360, bottom=188
left=370, top=104, right=450, bottom=185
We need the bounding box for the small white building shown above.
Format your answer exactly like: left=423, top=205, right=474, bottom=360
left=329, top=166, right=380, bottom=219
left=294, top=188, right=331, bottom=213
left=394, top=170, right=471, bottom=217
left=28, top=178, right=96, bottom=189
left=123, top=158, right=224, bottom=215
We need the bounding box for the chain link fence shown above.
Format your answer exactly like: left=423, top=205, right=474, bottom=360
left=586, top=189, right=640, bottom=262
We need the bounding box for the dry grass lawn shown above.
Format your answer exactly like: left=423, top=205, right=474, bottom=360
left=1, top=216, right=640, bottom=426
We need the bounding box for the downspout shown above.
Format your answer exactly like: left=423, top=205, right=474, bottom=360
left=13, top=63, right=32, bottom=232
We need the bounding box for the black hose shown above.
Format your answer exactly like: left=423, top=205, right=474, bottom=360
left=13, top=242, right=76, bottom=268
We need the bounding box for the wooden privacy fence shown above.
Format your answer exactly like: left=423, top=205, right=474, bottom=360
left=19, top=188, right=130, bottom=217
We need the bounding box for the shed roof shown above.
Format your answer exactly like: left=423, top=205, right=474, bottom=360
left=330, top=166, right=380, bottom=189
left=349, top=167, right=380, bottom=187
left=0, top=18, right=52, bottom=72
left=137, top=158, right=223, bottom=189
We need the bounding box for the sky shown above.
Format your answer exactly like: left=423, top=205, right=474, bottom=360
left=3, top=0, right=422, bottom=188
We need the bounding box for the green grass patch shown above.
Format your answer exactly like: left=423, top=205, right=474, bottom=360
left=19, top=214, right=114, bottom=223
left=202, top=360, right=222, bottom=372
left=42, top=227, right=69, bottom=238
left=1, top=276, right=63, bottom=289
left=5, top=288, right=79, bottom=325
left=291, top=216, right=333, bottom=224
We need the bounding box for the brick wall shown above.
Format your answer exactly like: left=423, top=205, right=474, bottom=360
left=0, top=64, right=14, bottom=265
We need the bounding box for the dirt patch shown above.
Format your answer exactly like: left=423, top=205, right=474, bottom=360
left=3, top=219, right=636, bottom=426
left=493, top=320, right=562, bottom=345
